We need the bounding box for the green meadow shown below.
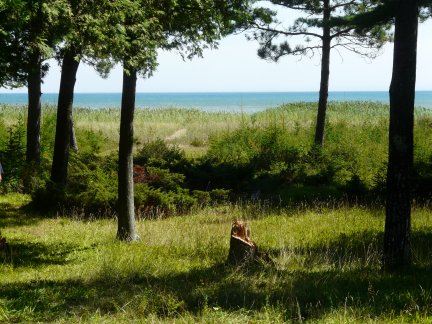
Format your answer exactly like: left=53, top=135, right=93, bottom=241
left=2, top=102, right=432, bottom=322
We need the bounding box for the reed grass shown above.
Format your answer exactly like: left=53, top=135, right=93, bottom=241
left=0, top=101, right=390, bottom=152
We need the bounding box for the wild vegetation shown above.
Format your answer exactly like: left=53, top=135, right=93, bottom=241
left=1, top=0, right=426, bottom=267
left=2, top=101, right=432, bottom=213
left=1, top=102, right=432, bottom=321
left=0, top=0, right=428, bottom=320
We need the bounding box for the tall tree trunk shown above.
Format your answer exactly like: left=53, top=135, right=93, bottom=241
left=314, top=0, right=331, bottom=147
left=26, top=54, right=41, bottom=163
left=26, top=1, right=43, bottom=164
left=50, top=49, right=79, bottom=185
left=70, top=118, right=78, bottom=153
left=383, top=0, right=418, bottom=271
left=117, top=67, right=139, bottom=242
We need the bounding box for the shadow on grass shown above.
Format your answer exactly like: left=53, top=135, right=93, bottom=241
left=3, top=263, right=432, bottom=322
left=2, top=230, right=432, bottom=321
left=7, top=240, right=89, bottom=267
left=0, top=200, right=48, bottom=228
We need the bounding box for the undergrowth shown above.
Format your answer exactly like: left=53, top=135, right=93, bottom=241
left=2, top=102, right=432, bottom=216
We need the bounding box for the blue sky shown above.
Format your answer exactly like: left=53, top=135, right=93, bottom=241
left=1, top=20, right=431, bottom=93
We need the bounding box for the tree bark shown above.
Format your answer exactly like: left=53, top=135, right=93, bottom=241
left=383, top=0, right=418, bottom=271
left=117, top=67, right=139, bottom=242
left=314, top=0, right=331, bottom=147
left=26, top=54, right=41, bottom=163
left=26, top=1, right=43, bottom=164
left=51, top=49, right=79, bottom=185
left=70, top=118, right=78, bottom=153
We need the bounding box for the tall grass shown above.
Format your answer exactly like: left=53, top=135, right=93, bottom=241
left=2, top=196, right=432, bottom=322
left=2, top=101, right=432, bottom=200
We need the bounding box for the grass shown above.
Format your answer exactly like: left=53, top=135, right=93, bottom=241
left=2, top=195, right=432, bottom=322
left=1, top=101, right=431, bottom=167
left=2, top=101, right=432, bottom=322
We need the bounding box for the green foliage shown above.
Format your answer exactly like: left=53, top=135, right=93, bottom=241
left=29, top=136, right=228, bottom=217
left=192, top=188, right=230, bottom=207
left=31, top=152, right=118, bottom=216
left=179, top=102, right=389, bottom=202
left=0, top=0, right=66, bottom=87
left=135, top=138, right=187, bottom=169
left=132, top=138, right=230, bottom=217
left=0, top=114, right=26, bottom=193
left=2, top=102, right=432, bottom=215
left=39, top=107, right=57, bottom=156
left=134, top=184, right=196, bottom=219
left=200, top=124, right=360, bottom=196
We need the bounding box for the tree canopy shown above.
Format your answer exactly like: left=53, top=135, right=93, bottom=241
left=248, top=0, right=391, bottom=146
left=250, top=0, right=391, bottom=62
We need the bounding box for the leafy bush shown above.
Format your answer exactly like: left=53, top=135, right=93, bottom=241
left=133, top=165, right=186, bottom=192
left=197, top=124, right=383, bottom=201
left=39, top=109, right=57, bottom=157
left=75, top=129, right=107, bottom=154
left=134, top=184, right=197, bottom=219
left=192, top=188, right=230, bottom=207
left=31, top=152, right=118, bottom=217
left=135, top=138, right=187, bottom=169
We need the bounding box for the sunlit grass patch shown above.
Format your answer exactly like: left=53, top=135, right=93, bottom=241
left=2, top=198, right=432, bottom=322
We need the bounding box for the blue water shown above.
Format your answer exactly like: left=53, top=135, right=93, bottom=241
left=1, top=91, right=432, bottom=113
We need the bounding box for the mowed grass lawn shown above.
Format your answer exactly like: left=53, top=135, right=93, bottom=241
left=2, top=194, right=432, bottom=323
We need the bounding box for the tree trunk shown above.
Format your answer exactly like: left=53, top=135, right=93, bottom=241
left=70, top=118, right=78, bottom=153
left=117, top=67, right=139, bottom=242
left=383, top=0, right=418, bottom=271
left=314, top=0, right=331, bottom=147
left=26, top=54, right=41, bottom=163
left=51, top=49, right=80, bottom=185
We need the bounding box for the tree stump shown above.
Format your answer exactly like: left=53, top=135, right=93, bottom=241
left=227, top=220, right=257, bottom=265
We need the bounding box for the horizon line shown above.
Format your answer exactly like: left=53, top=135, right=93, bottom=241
left=2, top=90, right=432, bottom=95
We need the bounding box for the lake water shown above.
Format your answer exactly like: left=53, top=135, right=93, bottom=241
left=1, top=91, right=432, bottom=113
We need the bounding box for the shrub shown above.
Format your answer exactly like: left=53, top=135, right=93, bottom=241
left=31, top=152, right=118, bottom=217
left=134, top=184, right=197, bottom=219
left=192, top=190, right=211, bottom=207
left=134, top=184, right=175, bottom=218
left=135, top=138, right=186, bottom=169
left=133, top=166, right=186, bottom=192
left=209, top=188, right=230, bottom=203
left=0, top=115, right=26, bottom=193
left=192, top=188, right=230, bottom=206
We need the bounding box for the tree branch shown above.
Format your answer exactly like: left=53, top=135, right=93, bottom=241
left=329, top=0, right=357, bottom=11
left=331, top=27, right=353, bottom=38
left=270, top=0, right=309, bottom=11
left=252, top=24, right=323, bottom=39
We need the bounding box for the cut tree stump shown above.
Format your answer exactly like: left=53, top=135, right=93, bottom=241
left=227, top=220, right=257, bottom=265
